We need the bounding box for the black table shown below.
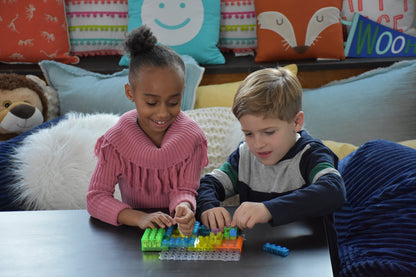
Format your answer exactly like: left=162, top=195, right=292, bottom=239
left=0, top=209, right=334, bottom=277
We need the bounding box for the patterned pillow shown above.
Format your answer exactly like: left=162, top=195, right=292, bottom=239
left=119, top=0, right=225, bottom=65
left=342, top=0, right=416, bottom=37
left=218, top=0, right=257, bottom=54
left=254, top=0, right=345, bottom=62
left=0, top=0, right=79, bottom=64
left=65, top=0, right=128, bottom=57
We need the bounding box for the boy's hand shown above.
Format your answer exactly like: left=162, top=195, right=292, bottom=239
left=200, top=207, right=232, bottom=232
left=231, top=202, right=272, bottom=230
left=174, top=202, right=195, bottom=236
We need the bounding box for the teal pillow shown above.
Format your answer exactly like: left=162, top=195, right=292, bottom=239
left=302, top=59, right=416, bottom=145
left=39, top=56, right=203, bottom=115
left=119, top=0, right=225, bottom=66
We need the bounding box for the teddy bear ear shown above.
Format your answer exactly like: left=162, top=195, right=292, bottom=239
left=26, top=75, right=47, bottom=91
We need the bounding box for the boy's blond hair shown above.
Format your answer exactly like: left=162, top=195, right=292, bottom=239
left=232, top=67, right=302, bottom=122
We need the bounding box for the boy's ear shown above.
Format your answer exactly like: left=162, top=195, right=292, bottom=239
left=283, top=64, right=298, bottom=76
left=294, top=111, right=304, bottom=132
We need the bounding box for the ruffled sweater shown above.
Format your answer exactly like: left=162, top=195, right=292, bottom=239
left=87, top=110, right=209, bottom=226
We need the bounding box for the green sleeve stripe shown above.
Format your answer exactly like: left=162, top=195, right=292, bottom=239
left=219, top=162, right=238, bottom=192
left=309, top=162, right=335, bottom=184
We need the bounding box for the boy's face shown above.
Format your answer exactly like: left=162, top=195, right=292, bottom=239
left=239, top=112, right=304, bottom=166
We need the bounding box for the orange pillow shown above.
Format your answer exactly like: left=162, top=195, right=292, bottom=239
left=254, top=0, right=345, bottom=62
left=0, top=1, right=79, bottom=64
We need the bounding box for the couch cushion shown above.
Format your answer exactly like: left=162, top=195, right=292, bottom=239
left=303, top=59, right=416, bottom=145
left=39, top=56, right=203, bottom=115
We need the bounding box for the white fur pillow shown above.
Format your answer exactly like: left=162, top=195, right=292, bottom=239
left=12, top=113, right=120, bottom=210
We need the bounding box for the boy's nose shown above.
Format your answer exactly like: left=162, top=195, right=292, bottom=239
left=253, top=135, right=265, bottom=149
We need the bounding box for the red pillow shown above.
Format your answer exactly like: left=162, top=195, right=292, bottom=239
left=0, top=1, right=79, bottom=64
left=254, top=0, right=345, bottom=62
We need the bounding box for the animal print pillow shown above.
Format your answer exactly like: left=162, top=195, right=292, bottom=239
left=253, top=0, right=345, bottom=62
left=0, top=0, right=79, bottom=64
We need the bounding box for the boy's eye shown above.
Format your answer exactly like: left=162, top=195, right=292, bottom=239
left=244, top=132, right=252, bottom=137
left=265, top=131, right=275, bottom=135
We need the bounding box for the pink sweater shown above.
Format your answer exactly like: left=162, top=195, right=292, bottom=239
left=87, top=110, right=208, bottom=226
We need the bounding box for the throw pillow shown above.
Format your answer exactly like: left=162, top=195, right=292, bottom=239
left=334, top=140, right=416, bottom=276
left=254, top=0, right=345, bottom=62
left=302, top=59, right=416, bottom=145
left=119, top=0, right=225, bottom=65
left=219, top=0, right=257, bottom=54
left=65, top=0, right=128, bottom=57
left=342, top=0, right=416, bottom=37
left=344, top=13, right=416, bottom=58
left=39, top=55, right=204, bottom=115
left=194, top=81, right=242, bottom=109
left=0, top=0, right=79, bottom=64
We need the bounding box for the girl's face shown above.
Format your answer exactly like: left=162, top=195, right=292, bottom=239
left=125, top=65, right=184, bottom=147
left=239, top=112, right=304, bottom=166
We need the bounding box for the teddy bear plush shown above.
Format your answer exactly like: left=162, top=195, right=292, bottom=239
left=0, top=73, right=49, bottom=141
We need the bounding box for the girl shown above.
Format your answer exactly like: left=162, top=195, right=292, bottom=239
left=87, top=26, right=208, bottom=236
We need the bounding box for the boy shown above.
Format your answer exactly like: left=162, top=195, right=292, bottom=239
left=196, top=67, right=346, bottom=231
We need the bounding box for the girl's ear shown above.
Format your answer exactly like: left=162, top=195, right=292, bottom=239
left=125, top=83, right=134, bottom=102
left=294, top=111, right=304, bottom=132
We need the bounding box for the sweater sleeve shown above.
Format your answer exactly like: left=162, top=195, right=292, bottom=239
left=196, top=147, right=240, bottom=220
left=86, top=137, right=131, bottom=226
left=263, top=144, right=346, bottom=226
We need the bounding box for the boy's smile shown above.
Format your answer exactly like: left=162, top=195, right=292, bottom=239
left=239, top=113, right=304, bottom=165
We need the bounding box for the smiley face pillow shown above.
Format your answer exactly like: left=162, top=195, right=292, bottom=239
left=0, top=74, right=49, bottom=141
left=120, top=0, right=225, bottom=65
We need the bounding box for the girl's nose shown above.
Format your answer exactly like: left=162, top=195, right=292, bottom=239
left=157, top=104, right=170, bottom=118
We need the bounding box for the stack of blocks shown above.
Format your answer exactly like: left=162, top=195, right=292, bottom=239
left=141, top=221, right=243, bottom=261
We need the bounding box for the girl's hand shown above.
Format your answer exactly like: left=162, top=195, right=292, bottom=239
left=174, top=202, right=195, bottom=236
left=231, top=202, right=272, bottom=230
left=200, top=207, right=232, bottom=232
left=117, top=209, right=174, bottom=230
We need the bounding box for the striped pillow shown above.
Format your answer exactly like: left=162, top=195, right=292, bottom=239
left=65, top=0, right=128, bottom=57
left=219, top=0, right=257, bottom=54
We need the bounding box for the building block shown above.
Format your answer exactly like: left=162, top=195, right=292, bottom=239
left=140, top=221, right=245, bottom=260
left=263, top=243, right=289, bottom=257
left=141, top=228, right=169, bottom=251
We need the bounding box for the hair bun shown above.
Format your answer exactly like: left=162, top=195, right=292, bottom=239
left=124, top=25, right=157, bottom=57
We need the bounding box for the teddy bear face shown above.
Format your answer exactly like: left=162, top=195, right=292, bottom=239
left=0, top=73, right=49, bottom=141
left=0, top=87, right=44, bottom=136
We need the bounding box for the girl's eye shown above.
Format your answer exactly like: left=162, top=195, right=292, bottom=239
left=146, top=102, right=157, bottom=106
left=169, top=102, right=179, bottom=107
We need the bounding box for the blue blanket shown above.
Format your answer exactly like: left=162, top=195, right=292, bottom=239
left=334, top=140, right=416, bottom=276
left=0, top=116, right=66, bottom=211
